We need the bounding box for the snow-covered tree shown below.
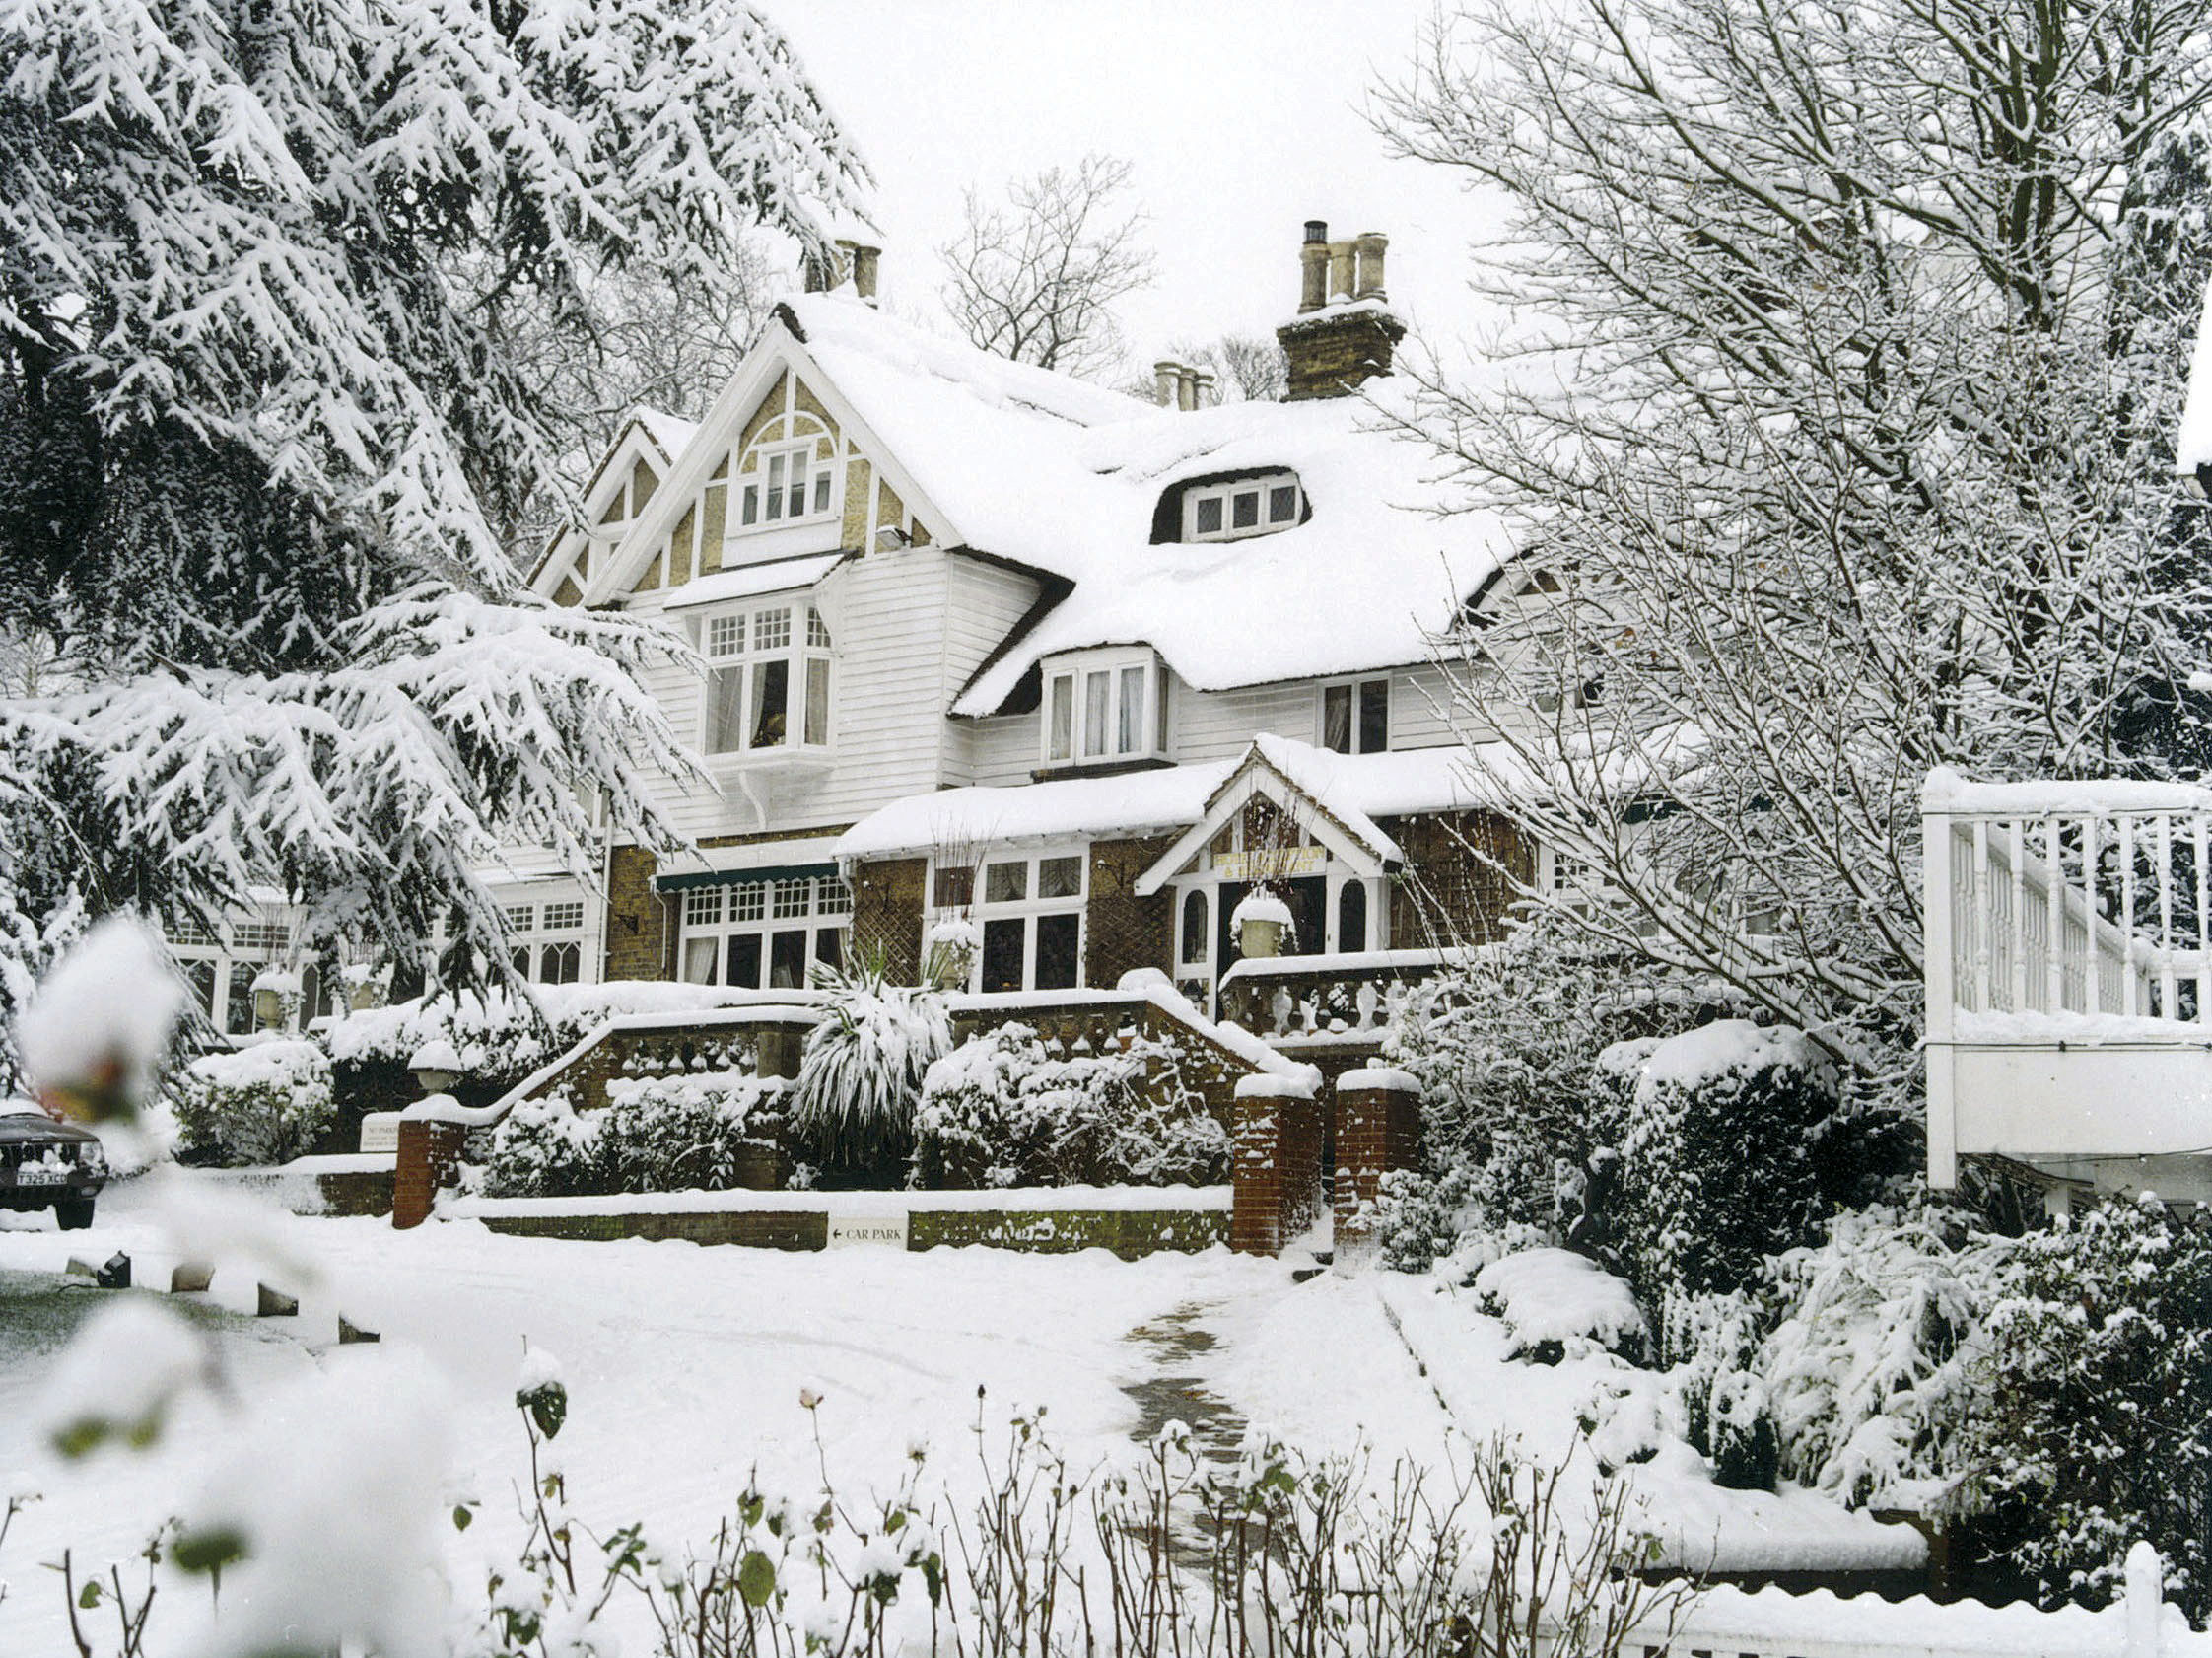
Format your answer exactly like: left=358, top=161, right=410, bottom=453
left=0, top=0, right=866, bottom=1005
left=939, top=154, right=1156, bottom=380
left=1375, top=0, right=2212, bottom=1109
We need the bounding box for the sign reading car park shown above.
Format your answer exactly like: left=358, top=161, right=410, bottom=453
left=828, top=1214, right=909, bottom=1248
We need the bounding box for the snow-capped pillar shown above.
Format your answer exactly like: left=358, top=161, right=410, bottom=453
left=1231, top=1074, right=1323, bottom=1255
left=393, top=1100, right=471, bottom=1229
left=1333, top=1068, right=1422, bottom=1269
left=1922, top=773, right=1960, bottom=1191
left=2125, top=1542, right=2166, bottom=1658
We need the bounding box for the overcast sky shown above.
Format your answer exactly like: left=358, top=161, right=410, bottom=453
left=772, top=0, right=1512, bottom=380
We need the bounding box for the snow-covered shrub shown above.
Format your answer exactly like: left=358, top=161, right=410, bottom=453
left=790, top=961, right=950, bottom=1175
left=172, top=1039, right=334, bottom=1166
left=327, top=981, right=748, bottom=1082
left=1968, top=1195, right=2212, bottom=1619
left=1380, top=925, right=1681, bottom=1235
left=1602, top=1021, right=1840, bottom=1313
left=911, top=1023, right=1228, bottom=1189
left=473, top=1092, right=601, bottom=1199
left=1475, top=1248, right=1648, bottom=1365
left=1665, top=1289, right=1777, bottom=1491
left=1364, top=1165, right=1485, bottom=1274
left=1760, top=1204, right=2012, bottom=1514
left=593, top=1075, right=778, bottom=1194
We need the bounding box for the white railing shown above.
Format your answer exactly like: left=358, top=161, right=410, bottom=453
left=1923, top=770, right=2212, bottom=1186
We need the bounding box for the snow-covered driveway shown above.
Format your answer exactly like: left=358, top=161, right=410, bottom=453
left=0, top=1183, right=1450, bottom=1650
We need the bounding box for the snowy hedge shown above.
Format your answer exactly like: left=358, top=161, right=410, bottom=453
left=1598, top=1021, right=1843, bottom=1317
left=912, top=1023, right=1229, bottom=1190
left=472, top=1074, right=783, bottom=1200
left=326, top=983, right=750, bottom=1080
left=173, top=1038, right=334, bottom=1167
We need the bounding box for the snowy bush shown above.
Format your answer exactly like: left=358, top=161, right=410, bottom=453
left=1364, top=1165, right=1486, bottom=1274
left=911, top=1023, right=1229, bottom=1189
left=1475, top=1248, right=1648, bottom=1366
left=171, top=1038, right=334, bottom=1166
left=1601, top=1021, right=1841, bottom=1313
left=327, top=981, right=745, bottom=1082
left=1760, top=1204, right=2012, bottom=1514
left=1662, top=1288, right=1778, bottom=1492
left=1380, top=925, right=1684, bottom=1235
left=1968, top=1195, right=2212, bottom=1620
left=790, top=961, right=950, bottom=1175
left=473, top=1074, right=778, bottom=1199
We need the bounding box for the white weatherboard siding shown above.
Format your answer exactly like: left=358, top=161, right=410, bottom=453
left=964, top=712, right=1040, bottom=787
left=1173, top=676, right=1324, bottom=763
left=943, top=557, right=1044, bottom=784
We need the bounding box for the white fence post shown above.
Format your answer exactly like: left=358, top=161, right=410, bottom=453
left=1922, top=778, right=1959, bottom=1189
left=2127, top=1541, right=2166, bottom=1658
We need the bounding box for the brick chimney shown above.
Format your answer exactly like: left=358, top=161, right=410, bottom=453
left=1277, top=221, right=1405, bottom=400
left=802, top=239, right=882, bottom=302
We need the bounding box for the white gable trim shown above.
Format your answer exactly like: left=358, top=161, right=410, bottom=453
left=529, top=413, right=686, bottom=598
left=1134, top=744, right=1400, bottom=897
left=582, top=315, right=970, bottom=607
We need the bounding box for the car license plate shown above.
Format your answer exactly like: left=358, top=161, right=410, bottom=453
left=15, top=1166, right=64, bottom=1186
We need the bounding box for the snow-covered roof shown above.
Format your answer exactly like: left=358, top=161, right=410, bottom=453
left=660, top=550, right=851, bottom=612
left=769, top=293, right=1511, bottom=706
left=633, top=406, right=702, bottom=461
left=2180, top=275, right=2212, bottom=477
left=833, top=736, right=1496, bottom=864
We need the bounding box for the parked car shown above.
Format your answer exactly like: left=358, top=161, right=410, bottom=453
left=0, top=1100, right=106, bottom=1229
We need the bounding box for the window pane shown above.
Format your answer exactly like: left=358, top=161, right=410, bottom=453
left=817, top=877, right=853, bottom=915
left=225, top=971, right=254, bottom=1035
left=985, top=861, right=1028, bottom=903
left=750, top=658, right=788, bottom=748
left=707, top=667, right=744, bottom=753
left=1195, top=496, right=1222, bottom=534
left=1232, top=490, right=1260, bottom=528
left=1180, top=890, right=1207, bottom=963
left=726, top=933, right=763, bottom=989
left=707, top=614, right=743, bottom=656
left=1269, top=484, right=1297, bottom=523
left=804, top=657, right=830, bottom=745
left=981, top=918, right=1025, bottom=993
left=807, top=608, right=832, bottom=648
left=933, top=865, right=975, bottom=909
left=186, top=959, right=217, bottom=1015
left=787, top=473, right=805, bottom=518
left=741, top=484, right=758, bottom=526
left=813, top=927, right=844, bottom=974
left=1323, top=683, right=1351, bottom=753
left=770, top=930, right=808, bottom=988
left=755, top=608, right=791, bottom=650
left=1034, top=913, right=1080, bottom=991
left=1358, top=679, right=1389, bottom=753
left=541, top=941, right=581, bottom=985
left=685, top=887, right=725, bottom=927
left=1337, top=881, right=1368, bottom=953
left=765, top=453, right=784, bottom=520
left=1118, top=666, right=1144, bottom=754
left=732, top=883, right=766, bottom=923
left=1048, top=675, right=1073, bottom=761
left=512, top=946, right=531, bottom=978
left=1083, top=671, right=1109, bottom=758
left=812, top=471, right=831, bottom=515
left=681, top=936, right=719, bottom=984
left=505, top=904, right=534, bottom=932
left=1038, top=856, right=1082, bottom=899
left=773, top=878, right=810, bottom=919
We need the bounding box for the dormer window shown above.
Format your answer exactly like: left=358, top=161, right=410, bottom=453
left=1042, top=650, right=1167, bottom=767
left=739, top=442, right=833, bottom=527
left=1182, top=472, right=1302, bottom=542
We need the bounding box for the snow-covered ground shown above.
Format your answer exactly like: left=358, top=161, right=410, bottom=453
left=0, top=1178, right=1922, bottom=1651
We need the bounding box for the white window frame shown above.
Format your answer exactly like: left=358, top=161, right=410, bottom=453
left=1318, top=675, right=1391, bottom=755
left=698, top=597, right=836, bottom=758
left=736, top=439, right=836, bottom=531
left=1040, top=650, right=1167, bottom=767
left=676, top=874, right=851, bottom=990
left=1181, top=472, right=1302, bottom=543
left=930, top=848, right=1087, bottom=993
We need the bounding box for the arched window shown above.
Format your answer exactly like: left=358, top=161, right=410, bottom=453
left=1181, top=889, right=1208, bottom=964
left=1337, top=880, right=1367, bottom=954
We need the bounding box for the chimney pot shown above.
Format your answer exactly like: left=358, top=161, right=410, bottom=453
left=1176, top=365, right=1199, bottom=412
left=1193, top=371, right=1216, bottom=407
left=1328, top=240, right=1356, bottom=304
left=1153, top=360, right=1181, bottom=408
left=1353, top=232, right=1388, bottom=301
left=1278, top=219, right=1405, bottom=400
left=1297, top=223, right=1331, bottom=314
left=852, top=243, right=880, bottom=303
left=1303, top=219, right=1329, bottom=244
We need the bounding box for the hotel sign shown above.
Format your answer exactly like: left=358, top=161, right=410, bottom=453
left=1214, top=845, right=1326, bottom=882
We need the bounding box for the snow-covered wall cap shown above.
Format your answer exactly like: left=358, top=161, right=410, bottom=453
left=398, top=1091, right=502, bottom=1127
left=1338, top=1067, right=1421, bottom=1094
left=1923, top=766, right=2212, bottom=816
left=1233, top=1071, right=1317, bottom=1101
left=2179, top=274, right=2212, bottom=475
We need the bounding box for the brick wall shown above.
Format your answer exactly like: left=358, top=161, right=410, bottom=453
left=1385, top=810, right=1533, bottom=950
left=851, top=856, right=926, bottom=981
left=1334, top=1075, right=1422, bottom=1259
left=604, top=845, right=668, bottom=981
left=1231, top=1081, right=1325, bottom=1256
left=472, top=1205, right=1224, bottom=1257
left=1086, top=835, right=1175, bottom=988
left=1278, top=311, right=1407, bottom=402
left=394, top=1118, right=469, bottom=1229
left=484, top=1209, right=828, bottom=1250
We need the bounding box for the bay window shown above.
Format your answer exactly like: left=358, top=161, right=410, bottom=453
left=703, top=601, right=834, bottom=756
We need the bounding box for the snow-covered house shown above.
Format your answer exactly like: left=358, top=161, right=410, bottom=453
left=510, top=226, right=1536, bottom=1030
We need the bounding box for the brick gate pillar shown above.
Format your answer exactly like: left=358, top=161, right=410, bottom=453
left=1333, top=1068, right=1422, bottom=1265
left=393, top=1110, right=471, bottom=1230
left=1231, top=1074, right=1325, bottom=1255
